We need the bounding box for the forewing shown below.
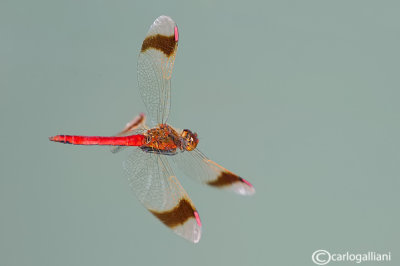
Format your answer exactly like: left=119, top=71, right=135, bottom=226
left=138, top=15, right=178, bottom=125
left=171, top=150, right=255, bottom=196
left=123, top=148, right=201, bottom=243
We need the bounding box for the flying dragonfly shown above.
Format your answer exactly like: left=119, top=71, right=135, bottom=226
left=50, top=15, right=255, bottom=243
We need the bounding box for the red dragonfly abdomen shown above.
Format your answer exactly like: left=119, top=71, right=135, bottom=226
left=49, top=134, right=146, bottom=146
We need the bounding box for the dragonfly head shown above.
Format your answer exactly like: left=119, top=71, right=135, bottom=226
left=181, top=129, right=198, bottom=151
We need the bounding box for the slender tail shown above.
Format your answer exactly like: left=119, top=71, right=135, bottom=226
left=49, top=134, right=146, bottom=146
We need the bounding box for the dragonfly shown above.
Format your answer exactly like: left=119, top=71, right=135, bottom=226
left=49, top=15, right=255, bottom=243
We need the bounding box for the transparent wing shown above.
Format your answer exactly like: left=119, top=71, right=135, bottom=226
left=137, top=15, right=178, bottom=126
left=123, top=148, right=201, bottom=243
left=110, top=113, right=147, bottom=154
left=171, top=149, right=255, bottom=196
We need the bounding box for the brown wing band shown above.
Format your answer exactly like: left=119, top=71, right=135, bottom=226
left=150, top=199, right=196, bottom=228
left=141, top=34, right=177, bottom=57
left=207, top=171, right=242, bottom=187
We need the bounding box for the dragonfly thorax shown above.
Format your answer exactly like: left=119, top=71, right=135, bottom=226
left=141, top=124, right=198, bottom=154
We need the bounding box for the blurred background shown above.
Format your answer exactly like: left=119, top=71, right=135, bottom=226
left=1, top=0, right=399, bottom=265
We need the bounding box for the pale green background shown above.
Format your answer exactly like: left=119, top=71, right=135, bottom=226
left=1, top=0, right=399, bottom=265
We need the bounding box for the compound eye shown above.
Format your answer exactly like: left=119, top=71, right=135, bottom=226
left=181, top=130, right=188, bottom=138
left=181, top=129, right=198, bottom=151
left=186, top=143, right=195, bottom=151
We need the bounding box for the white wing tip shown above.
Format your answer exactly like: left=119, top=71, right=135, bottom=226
left=153, top=15, right=175, bottom=26
left=175, top=217, right=202, bottom=243
left=232, top=179, right=256, bottom=196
